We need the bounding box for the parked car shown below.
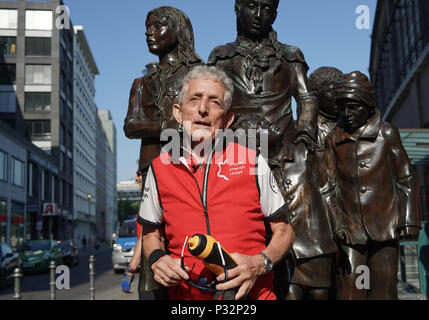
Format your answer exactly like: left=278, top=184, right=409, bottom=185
left=18, top=240, right=62, bottom=273
left=0, top=242, right=21, bottom=290
left=58, top=240, right=79, bottom=267
left=112, top=219, right=137, bottom=273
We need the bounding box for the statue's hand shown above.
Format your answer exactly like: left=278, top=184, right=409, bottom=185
left=336, top=227, right=352, bottom=244
left=294, top=133, right=315, bottom=152
left=398, top=226, right=420, bottom=240
left=258, top=120, right=282, bottom=145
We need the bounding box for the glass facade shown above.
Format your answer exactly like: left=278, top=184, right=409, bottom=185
left=0, top=9, right=17, bottom=29
left=0, top=200, right=6, bottom=243
left=373, top=0, right=429, bottom=112
left=24, top=120, right=51, bottom=140
left=11, top=157, right=24, bottom=188
left=0, top=36, right=17, bottom=56
left=24, top=92, right=51, bottom=112
left=25, top=37, right=51, bottom=56
left=0, top=150, right=6, bottom=182
left=0, top=64, right=16, bottom=85
left=10, top=202, right=24, bottom=247
left=25, top=10, right=52, bottom=31
left=0, top=91, right=17, bottom=113
left=25, top=64, right=51, bottom=85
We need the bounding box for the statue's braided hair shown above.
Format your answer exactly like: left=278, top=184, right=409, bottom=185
left=146, top=6, right=202, bottom=66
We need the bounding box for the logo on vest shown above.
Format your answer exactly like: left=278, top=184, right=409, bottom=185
left=217, top=159, right=230, bottom=181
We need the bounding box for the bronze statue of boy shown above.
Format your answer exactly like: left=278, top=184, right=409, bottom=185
left=324, top=71, right=421, bottom=300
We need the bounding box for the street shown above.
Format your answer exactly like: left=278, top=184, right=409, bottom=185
left=0, top=245, right=138, bottom=300
left=0, top=244, right=426, bottom=300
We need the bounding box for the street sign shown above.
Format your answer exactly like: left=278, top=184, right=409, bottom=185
left=42, top=203, right=57, bottom=216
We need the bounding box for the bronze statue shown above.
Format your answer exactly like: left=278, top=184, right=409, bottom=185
left=207, top=0, right=318, bottom=299
left=280, top=67, right=344, bottom=300
left=323, top=71, right=421, bottom=300
left=124, top=6, right=203, bottom=171
left=123, top=6, right=202, bottom=299
left=208, top=0, right=318, bottom=162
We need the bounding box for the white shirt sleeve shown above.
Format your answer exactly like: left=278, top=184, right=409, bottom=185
left=257, top=154, right=288, bottom=221
left=137, top=166, right=163, bottom=226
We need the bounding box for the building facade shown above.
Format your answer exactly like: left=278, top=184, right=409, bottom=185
left=0, top=0, right=74, bottom=240
left=95, top=113, right=107, bottom=242
left=370, top=0, right=429, bottom=298
left=72, top=25, right=98, bottom=247
left=97, top=109, right=117, bottom=242
left=0, top=123, right=27, bottom=246
left=0, top=120, right=60, bottom=246
left=117, top=180, right=140, bottom=202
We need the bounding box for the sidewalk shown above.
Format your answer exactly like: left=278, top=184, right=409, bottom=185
left=398, top=280, right=427, bottom=300
left=75, top=243, right=138, bottom=300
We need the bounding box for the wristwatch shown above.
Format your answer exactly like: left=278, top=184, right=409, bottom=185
left=259, top=252, right=273, bottom=273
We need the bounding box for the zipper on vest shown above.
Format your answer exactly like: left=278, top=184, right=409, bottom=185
left=187, top=169, right=211, bottom=236
left=182, top=137, right=221, bottom=236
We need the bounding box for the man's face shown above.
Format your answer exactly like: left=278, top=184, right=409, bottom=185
left=318, top=83, right=340, bottom=117
left=145, top=14, right=178, bottom=56
left=235, top=0, right=277, bottom=40
left=135, top=173, right=143, bottom=190
left=338, top=99, right=371, bottom=133
left=173, top=79, right=234, bottom=145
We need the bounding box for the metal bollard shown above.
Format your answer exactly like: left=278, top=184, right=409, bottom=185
left=89, top=255, right=95, bottom=300
left=49, top=260, right=56, bottom=300
left=12, top=267, right=23, bottom=300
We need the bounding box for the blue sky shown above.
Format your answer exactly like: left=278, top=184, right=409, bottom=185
left=63, top=0, right=377, bottom=182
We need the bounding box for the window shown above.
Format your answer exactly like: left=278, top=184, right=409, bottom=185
left=66, top=131, right=73, bottom=152
left=43, top=170, right=49, bottom=201
left=25, top=92, right=51, bottom=112
left=0, top=150, right=7, bottom=182
left=30, top=163, right=39, bottom=197
left=0, top=9, right=17, bottom=29
left=51, top=175, right=55, bottom=202
left=0, top=37, right=17, bottom=56
left=54, top=176, right=59, bottom=203
left=25, top=10, right=52, bottom=30
left=0, top=200, right=7, bottom=243
left=10, top=202, right=24, bottom=247
left=25, top=65, right=51, bottom=85
left=60, top=71, right=66, bottom=94
left=41, top=169, right=45, bottom=199
left=0, top=91, right=16, bottom=113
left=0, top=64, right=16, bottom=85
left=28, top=162, right=33, bottom=196
left=60, top=124, right=65, bottom=147
left=25, top=37, right=51, bottom=56
left=12, top=157, right=24, bottom=187
left=24, top=120, right=51, bottom=140
left=62, top=180, right=67, bottom=206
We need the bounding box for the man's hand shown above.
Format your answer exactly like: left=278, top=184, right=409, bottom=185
left=398, top=226, right=420, bottom=240
left=151, top=255, right=189, bottom=287
left=215, top=253, right=265, bottom=300
left=121, top=272, right=135, bottom=293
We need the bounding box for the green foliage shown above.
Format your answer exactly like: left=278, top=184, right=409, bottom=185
left=117, top=199, right=140, bottom=222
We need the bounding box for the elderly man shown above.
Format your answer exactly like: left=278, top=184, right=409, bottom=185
left=138, top=65, right=294, bottom=300
left=324, top=71, right=420, bottom=299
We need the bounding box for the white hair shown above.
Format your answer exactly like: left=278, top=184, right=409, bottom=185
left=178, top=65, right=234, bottom=112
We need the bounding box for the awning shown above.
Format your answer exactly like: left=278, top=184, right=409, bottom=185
left=400, top=129, right=429, bottom=165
